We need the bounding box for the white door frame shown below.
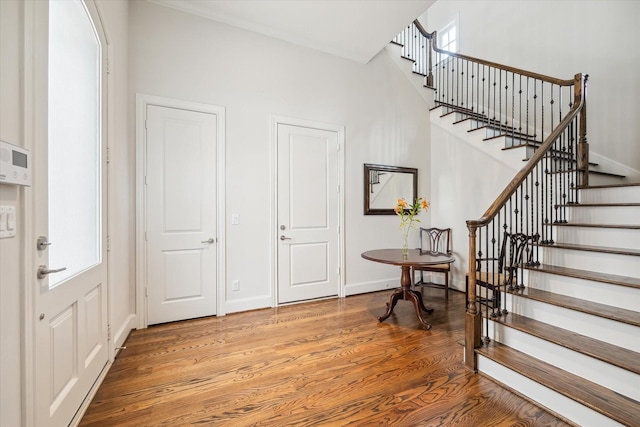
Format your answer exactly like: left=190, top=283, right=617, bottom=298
left=136, top=94, right=226, bottom=328
left=271, top=116, right=345, bottom=305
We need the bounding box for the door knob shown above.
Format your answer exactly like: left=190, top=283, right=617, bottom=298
left=280, top=235, right=292, bottom=241
left=37, top=265, right=67, bottom=280
left=201, top=238, right=215, bottom=244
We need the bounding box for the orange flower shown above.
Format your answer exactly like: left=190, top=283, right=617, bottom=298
left=395, top=197, right=430, bottom=232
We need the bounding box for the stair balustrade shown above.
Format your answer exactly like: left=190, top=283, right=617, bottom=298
left=394, top=20, right=589, bottom=371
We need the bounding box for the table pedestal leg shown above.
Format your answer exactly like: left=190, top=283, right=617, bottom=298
left=378, top=265, right=434, bottom=329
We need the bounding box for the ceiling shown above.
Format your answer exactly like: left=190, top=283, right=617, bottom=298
left=146, top=0, right=434, bottom=63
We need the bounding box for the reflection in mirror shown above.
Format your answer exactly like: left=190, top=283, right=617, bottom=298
left=364, top=164, right=418, bottom=215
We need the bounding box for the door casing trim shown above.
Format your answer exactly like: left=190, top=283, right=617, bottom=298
left=270, top=115, right=346, bottom=306
left=135, top=94, right=226, bottom=328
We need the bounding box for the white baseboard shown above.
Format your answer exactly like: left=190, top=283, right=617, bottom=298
left=224, top=295, right=272, bottom=314
left=113, top=314, right=136, bottom=350
left=344, top=278, right=399, bottom=296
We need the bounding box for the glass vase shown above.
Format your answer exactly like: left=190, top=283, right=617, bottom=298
left=402, top=228, right=410, bottom=256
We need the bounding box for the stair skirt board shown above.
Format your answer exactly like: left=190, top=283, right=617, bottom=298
left=527, top=272, right=639, bottom=312
left=486, top=319, right=640, bottom=400
left=504, top=293, right=640, bottom=352
left=539, top=247, right=640, bottom=279
left=477, top=356, right=626, bottom=427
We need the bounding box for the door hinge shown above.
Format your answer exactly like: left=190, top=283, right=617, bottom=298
left=107, top=235, right=111, bottom=252
left=144, top=119, right=148, bottom=129
left=106, top=147, right=111, bottom=164
left=144, top=231, right=147, bottom=241
left=337, top=266, right=340, bottom=275
left=106, top=59, right=112, bottom=75
left=107, top=325, right=112, bottom=341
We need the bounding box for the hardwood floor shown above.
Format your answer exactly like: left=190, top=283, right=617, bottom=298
left=80, top=289, right=570, bottom=426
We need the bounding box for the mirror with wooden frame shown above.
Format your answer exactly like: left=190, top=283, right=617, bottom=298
left=364, top=163, right=418, bottom=215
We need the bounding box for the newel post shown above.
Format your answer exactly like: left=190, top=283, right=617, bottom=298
left=576, top=73, right=589, bottom=187
left=465, top=222, right=481, bottom=372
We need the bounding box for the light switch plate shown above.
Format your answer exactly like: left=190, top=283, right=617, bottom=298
left=0, top=205, right=16, bottom=239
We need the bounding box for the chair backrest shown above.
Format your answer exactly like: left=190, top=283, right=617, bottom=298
left=498, top=232, right=539, bottom=284
left=419, top=227, right=452, bottom=256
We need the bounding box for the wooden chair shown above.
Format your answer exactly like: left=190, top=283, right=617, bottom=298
left=466, top=231, right=539, bottom=313
left=412, top=227, right=454, bottom=299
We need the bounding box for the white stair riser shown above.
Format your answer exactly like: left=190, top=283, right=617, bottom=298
left=477, top=357, right=625, bottom=427
left=580, top=186, right=640, bottom=204
left=554, top=226, right=640, bottom=251
left=487, top=320, right=640, bottom=401
left=526, top=271, right=640, bottom=312
left=587, top=174, right=629, bottom=186
left=540, top=247, right=640, bottom=278
left=504, top=293, right=640, bottom=352
left=565, top=206, right=640, bottom=226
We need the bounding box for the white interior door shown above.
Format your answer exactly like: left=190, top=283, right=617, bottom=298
left=145, top=105, right=218, bottom=325
left=33, top=1, right=108, bottom=425
left=277, top=123, right=341, bottom=303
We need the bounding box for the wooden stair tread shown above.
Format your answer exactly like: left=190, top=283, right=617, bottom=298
left=552, top=222, right=640, bottom=229
left=548, top=169, right=626, bottom=178
left=540, top=242, right=640, bottom=257
left=476, top=342, right=640, bottom=426
left=511, top=286, right=640, bottom=327
left=494, top=313, right=640, bottom=375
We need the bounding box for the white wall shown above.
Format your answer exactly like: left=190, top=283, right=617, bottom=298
left=423, top=0, right=640, bottom=172
left=0, top=2, right=25, bottom=425
left=129, top=0, right=431, bottom=311
left=0, top=1, right=130, bottom=425
left=430, top=111, right=522, bottom=291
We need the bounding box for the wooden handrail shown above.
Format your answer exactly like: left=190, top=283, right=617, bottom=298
left=412, top=20, right=575, bottom=87
left=467, top=73, right=586, bottom=229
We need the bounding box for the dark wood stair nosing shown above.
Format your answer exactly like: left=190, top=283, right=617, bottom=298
left=582, top=182, right=640, bottom=189
left=491, top=312, right=640, bottom=375
left=526, top=263, right=640, bottom=290
left=508, top=285, right=640, bottom=327
left=550, top=222, right=640, bottom=230
left=556, top=202, right=640, bottom=208
left=547, top=169, right=626, bottom=178
left=538, top=242, right=640, bottom=258
left=476, top=342, right=640, bottom=427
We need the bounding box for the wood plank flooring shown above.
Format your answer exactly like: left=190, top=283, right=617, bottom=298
left=80, top=289, right=570, bottom=426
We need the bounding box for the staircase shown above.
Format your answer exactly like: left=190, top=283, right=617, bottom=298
left=388, top=21, right=640, bottom=426
left=477, top=183, right=640, bottom=426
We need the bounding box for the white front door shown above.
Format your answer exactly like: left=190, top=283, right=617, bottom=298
left=145, top=105, right=218, bottom=325
left=277, top=122, right=342, bottom=304
left=33, top=1, right=108, bottom=425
